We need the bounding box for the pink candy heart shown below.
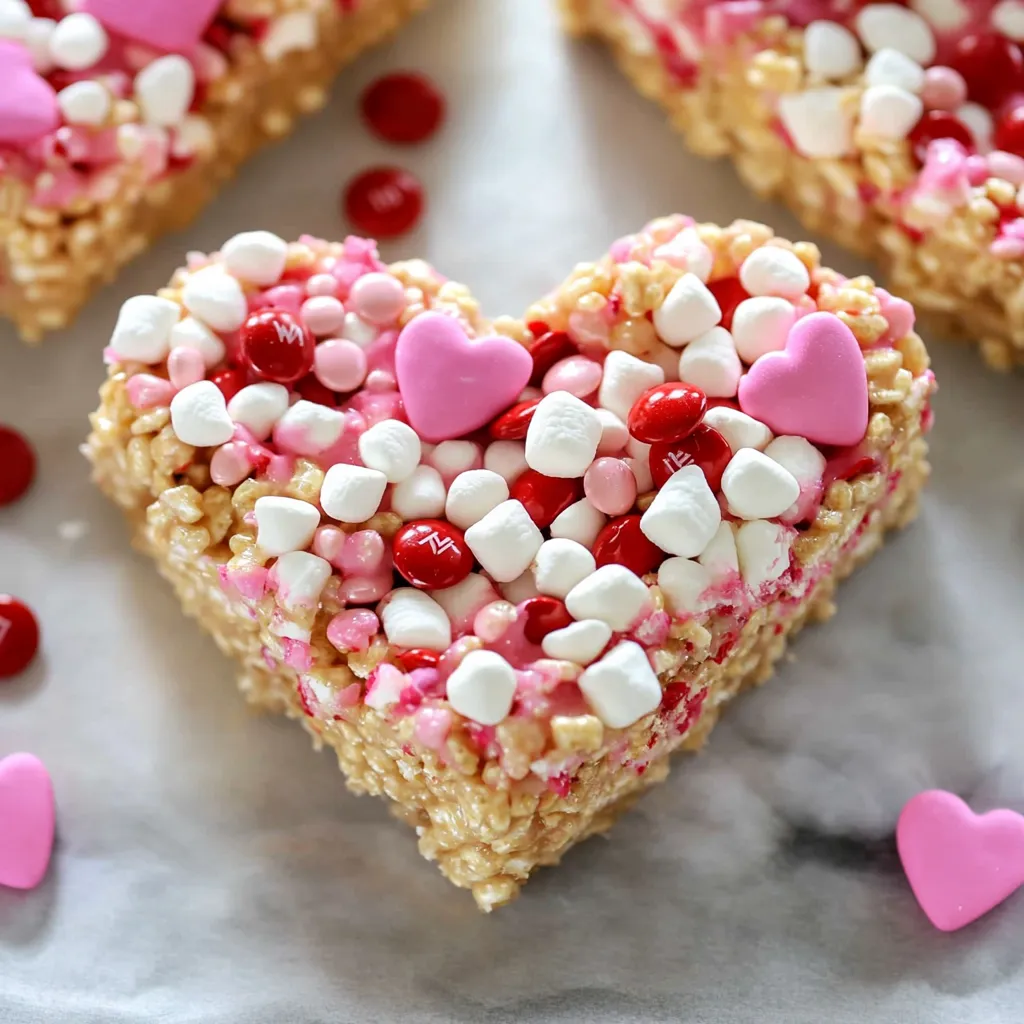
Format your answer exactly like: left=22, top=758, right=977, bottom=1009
left=897, top=790, right=1024, bottom=932
left=737, top=311, right=868, bottom=447
left=82, top=0, right=220, bottom=53
left=0, top=43, right=59, bottom=147
left=395, top=312, right=533, bottom=443
left=0, top=753, right=55, bottom=891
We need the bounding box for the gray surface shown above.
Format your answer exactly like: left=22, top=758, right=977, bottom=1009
left=2, top=1, right=1024, bottom=1021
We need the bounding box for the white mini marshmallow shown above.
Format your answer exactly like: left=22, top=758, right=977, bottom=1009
left=464, top=500, right=543, bottom=583
left=430, top=440, right=480, bottom=480
left=597, top=350, right=665, bottom=421
left=227, top=382, right=289, bottom=440
left=525, top=391, right=602, bottom=479
left=272, top=551, right=332, bottom=610
left=381, top=589, right=451, bottom=652
left=731, top=296, right=796, bottom=363
left=500, top=571, right=541, bottom=604
left=639, top=464, right=721, bottom=558
left=532, top=538, right=597, bottom=599
left=276, top=400, right=345, bottom=455
left=542, top=619, right=612, bottom=665
left=109, top=294, right=180, bottom=362
left=678, top=326, right=743, bottom=398
left=764, top=436, right=827, bottom=485
left=652, top=273, right=722, bottom=347
left=483, top=440, right=528, bottom=484
left=703, top=407, right=773, bottom=453
left=864, top=49, right=926, bottom=93
left=135, top=55, right=194, bottom=128
left=739, top=248, right=810, bottom=300
left=993, top=0, right=1024, bottom=40
left=169, top=316, right=226, bottom=367
left=445, top=470, right=509, bottom=529
left=391, top=465, right=447, bottom=520
left=549, top=498, right=606, bottom=547
left=320, top=463, right=387, bottom=523
left=859, top=84, right=923, bottom=139
left=182, top=266, right=247, bottom=332
left=254, top=495, right=320, bottom=556
left=445, top=649, right=517, bottom=725
left=48, top=11, right=106, bottom=69
left=221, top=231, right=288, bottom=287
left=957, top=102, right=994, bottom=151
left=658, top=557, right=714, bottom=617
left=911, top=0, right=969, bottom=31
left=855, top=3, right=936, bottom=65
left=565, top=564, right=651, bottom=631
left=778, top=88, right=853, bottom=159
left=804, top=20, right=862, bottom=79
left=358, top=420, right=421, bottom=483
left=698, top=521, right=740, bottom=577
left=736, top=520, right=793, bottom=591
left=169, top=380, right=234, bottom=447
left=721, top=448, right=800, bottom=520
left=652, top=228, right=714, bottom=281
left=341, top=311, right=379, bottom=348
left=430, top=573, right=498, bottom=628
left=578, top=641, right=662, bottom=728
left=57, top=80, right=109, bottom=125
left=596, top=408, right=630, bottom=454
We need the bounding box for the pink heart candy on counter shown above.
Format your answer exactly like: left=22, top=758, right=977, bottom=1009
left=0, top=42, right=59, bottom=146
left=737, top=311, right=869, bottom=447
left=0, top=753, right=55, bottom=891
left=395, top=311, right=533, bottom=443
left=897, top=790, right=1024, bottom=932
left=81, top=0, right=220, bottom=53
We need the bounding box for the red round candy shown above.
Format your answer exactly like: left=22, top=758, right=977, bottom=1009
left=707, top=277, right=748, bottom=330
left=489, top=398, right=541, bottom=440
left=393, top=520, right=472, bottom=589
left=210, top=367, right=247, bottom=402
left=592, top=515, right=664, bottom=577
left=0, top=425, right=36, bottom=507
left=520, top=596, right=573, bottom=644
left=510, top=470, right=581, bottom=528
left=908, top=110, right=974, bottom=164
left=0, top=595, right=39, bottom=679
left=295, top=374, right=337, bottom=407
left=360, top=72, right=446, bottom=144
left=649, top=423, right=732, bottom=491
left=626, top=382, right=707, bottom=444
left=343, top=166, right=424, bottom=239
left=398, top=648, right=440, bottom=671
left=996, top=101, right=1024, bottom=156
left=950, top=33, right=1024, bottom=111
left=528, top=330, right=575, bottom=387
left=240, top=308, right=315, bottom=384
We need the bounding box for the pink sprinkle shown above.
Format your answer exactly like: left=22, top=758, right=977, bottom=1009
left=965, top=155, right=989, bottom=187
left=126, top=374, right=175, bottom=409
left=210, top=440, right=255, bottom=486
left=327, top=608, right=380, bottom=653
left=608, top=236, right=635, bottom=263
left=339, top=529, right=387, bottom=575
left=228, top=566, right=268, bottom=602
left=584, top=457, right=638, bottom=516
left=266, top=454, right=295, bottom=483
left=705, top=0, right=766, bottom=45
left=306, top=273, right=340, bottom=297
left=337, top=573, right=391, bottom=604
left=258, top=284, right=304, bottom=315
left=875, top=288, right=916, bottom=346
left=542, top=355, right=603, bottom=398
left=991, top=236, right=1024, bottom=258
left=414, top=707, right=453, bottom=751
left=314, top=338, right=368, bottom=392
left=473, top=601, right=517, bottom=643
left=348, top=272, right=406, bottom=326
left=921, top=66, right=967, bottom=112
left=301, top=296, right=346, bottom=337
left=312, top=525, right=347, bottom=565
left=281, top=638, right=313, bottom=671
left=337, top=682, right=362, bottom=708
left=167, top=346, right=205, bottom=390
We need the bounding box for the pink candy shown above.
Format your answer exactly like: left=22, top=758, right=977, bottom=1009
left=167, top=346, right=206, bottom=390
left=314, top=338, right=368, bottom=392
left=339, top=530, right=387, bottom=576
left=921, top=67, right=967, bottom=112
left=301, top=296, right=346, bottom=337
left=337, top=573, right=391, bottom=604
left=306, top=274, right=340, bottom=297
left=348, top=272, right=406, bottom=326
left=583, top=457, right=638, bottom=516
left=327, top=609, right=380, bottom=653
left=542, top=355, right=603, bottom=398
left=210, top=441, right=256, bottom=486
left=473, top=601, right=517, bottom=643
left=126, top=374, right=175, bottom=409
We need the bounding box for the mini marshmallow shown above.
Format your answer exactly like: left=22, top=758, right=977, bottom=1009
left=736, top=520, right=793, bottom=591
left=135, top=54, right=194, bottom=128
left=597, top=350, right=665, bottom=421
left=445, top=469, right=509, bottom=529
left=276, top=400, right=345, bottom=455
left=804, top=20, right=862, bottom=79
left=364, top=664, right=405, bottom=711
left=764, top=436, right=827, bottom=484
left=596, top=408, right=630, bottom=454
left=57, top=80, right=109, bottom=125
left=483, top=440, right=528, bottom=484
left=678, top=327, right=743, bottom=398
left=565, top=564, right=651, bottom=631
left=721, top=448, right=800, bottom=521
left=698, top=521, right=740, bottom=577
left=627, top=455, right=654, bottom=494
left=652, top=273, right=722, bottom=347
left=254, top=495, right=321, bottom=556
left=731, top=296, right=796, bottom=363
left=549, top=498, right=606, bottom=547
left=445, top=649, right=517, bottom=725
left=993, top=0, right=1024, bottom=40
left=430, top=440, right=481, bottom=481
left=381, top=588, right=451, bottom=652
left=778, top=88, right=853, bottom=159
left=912, top=0, right=970, bottom=31
left=657, top=558, right=713, bottom=617
left=169, top=380, right=234, bottom=447
left=391, top=465, right=447, bottom=520
left=639, top=464, right=721, bottom=558
left=738, top=248, right=810, bottom=300
left=703, top=407, right=773, bottom=453
left=578, top=641, right=661, bottom=728
left=182, top=266, right=247, bottom=332
left=358, top=420, right=421, bottom=483
left=864, top=49, right=926, bottom=93
left=320, top=464, right=388, bottom=524
left=464, top=500, right=543, bottom=583
left=260, top=10, right=318, bottom=61
left=48, top=12, right=106, bottom=70
left=652, top=228, right=713, bottom=281
left=859, top=85, right=923, bottom=139
left=221, top=231, right=288, bottom=287
left=109, top=295, right=180, bottom=362
left=501, top=572, right=541, bottom=604
left=533, top=538, right=597, bottom=599
left=542, top=619, right=612, bottom=665
left=227, top=382, right=289, bottom=440
left=169, top=316, right=226, bottom=367
left=525, top=391, right=602, bottom=479
left=855, top=4, right=936, bottom=65
left=430, top=573, right=498, bottom=630
left=272, top=551, right=332, bottom=610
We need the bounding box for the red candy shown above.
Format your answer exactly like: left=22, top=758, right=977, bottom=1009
left=528, top=330, right=575, bottom=387
left=398, top=648, right=440, bottom=671
left=996, top=100, right=1024, bottom=156
left=626, top=382, right=707, bottom=444
left=949, top=33, right=1024, bottom=111
left=294, top=374, right=337, bottom=407
left=0, top=595, right=39, bottom=679
left=511, top=470, right=581, bottom=528
left=210, top=367, right=247, bottom=402
left=489, top=398, right=541, bottom=440
left=520, top=596, right=573, bottom=644
left=649, top=423, right=732, bottom=491
left=707, top=277, right=748, bottom=330
left=393, top=520, right=472, bottom=589
left=360, top=72, right=446, bottom=144
left=343, top=166, right=424, bottom=239
left=240, top=308, right=315, bottom=385
left=592, top=515, right=664, bottom=577
left=0, top=426, right=36, bottom=507
left=908, top=111, right=974, bottom=164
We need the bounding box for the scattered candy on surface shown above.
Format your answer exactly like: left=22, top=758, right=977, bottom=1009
left=0, top=595, right=40, bottom=680
left=0, top=425, right=36, bottom=507
left=0, top=753, right=55, bottom=890
left=360, top=71, right=445, bottom=144
left=343, top=166, right=425, bottom=238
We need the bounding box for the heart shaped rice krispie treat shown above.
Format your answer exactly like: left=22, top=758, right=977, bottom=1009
left=86, top=216, right=935, bottom=910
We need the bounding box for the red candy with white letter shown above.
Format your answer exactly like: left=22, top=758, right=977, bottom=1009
left=648, top=424, right=732, bottom=490
left=240, top=309, right=315, bottom=385
left=393, top=520, right=472, bottom=589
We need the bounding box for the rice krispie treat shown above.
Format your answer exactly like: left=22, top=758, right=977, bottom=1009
left=0, top=0, right=426, bottom=342
left=86, top=217, right=935, bottom=909
left=561, top=0, right=1024, bottom=370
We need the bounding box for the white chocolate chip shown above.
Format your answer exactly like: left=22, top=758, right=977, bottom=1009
left=855, top=4, right=936, bottom=65
left=739, top=248, right=811, bottom=300
left=135, top=55, right=195, bottom=128
left=445, top=469, right=509, bottom=530
left=859, top=84, right=923, bottom=140
left=182, top=266, right=247, bottom=332
left=275, top=400, right=345, bottom=455
left=254, top=495, right=320, bottom=557
left=804, top=20, right=862, bottom=79
left=721, top=449, right=800, bottom=521
left=358, top=420, right=421, bottom=483
left=391, top=465, right=447, bottom=520
left=533, top=538, right=597, bottom=600
left=227, top=382, right=289, bottom=440
left=272, top=551, right=332, bottom=610
left=169, top=380, right=234, bottom=448
left=109, top=295, right=180, bottom=363
left=731, top=296, right=796, bottom=363
left=736, top=520, right=794, bottom=591
left=702, top=407, right=773, bottom=453
left=320, top=464, right=388, bottom=524
left=565, top=564, right=651, bottom=631
left=578, top=641, right=662, bottom=728
left=445, top=649, right=517, bottom=725
left=169, top=316, right=226, bottom=368
left=483, top=440, right=528, bottom=484
left=677, top=327, right=743, bottom=398
left=597, top=350, right=665, bottom=421
left=541, top=619, right=612, bottom=665
left=778, top=88, right=854, bottom=159
left=652, top=273, right=722, bottom=347
left=381, top=589, right=451, bottom=652
left=57, top=80, right=109, bottom=126
left=221, top=231, right=288, bottom=287
left=48, top=12, right=106, bottom=70
left=864, top=49, right=926, bottom=93
left=549, top=498, right=606, bottom=547
left=464, top=500, right=543, bottom=583
left=639, top=464, right=721, bottom=558
left=525, top=391, right=602, bottom=479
